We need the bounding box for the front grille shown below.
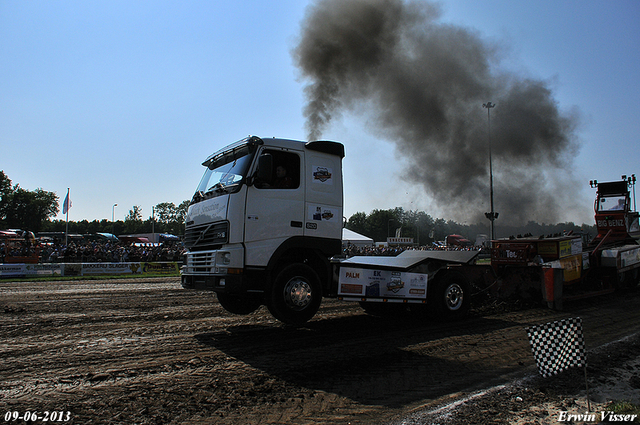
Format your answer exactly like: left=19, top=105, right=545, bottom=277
left=186, top=251, right=216, bottom=273
left=184, top=221, right=229, bottom=251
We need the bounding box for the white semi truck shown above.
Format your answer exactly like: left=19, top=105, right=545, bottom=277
left=180, top=136, right=479, bottom=324
left=181, top=136, right=640, bottom=325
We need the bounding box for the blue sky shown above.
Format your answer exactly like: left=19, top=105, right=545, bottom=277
left=1, top=0, right=639, bottom=227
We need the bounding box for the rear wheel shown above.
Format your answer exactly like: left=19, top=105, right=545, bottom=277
left=267, top=264, right=322, bottom=325
left=216, top=293, right=262, bottom=315
left=428, top=272, right=471, bottom=320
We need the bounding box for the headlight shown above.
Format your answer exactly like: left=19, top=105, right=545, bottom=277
left=219, top=252, right=231, bottom=265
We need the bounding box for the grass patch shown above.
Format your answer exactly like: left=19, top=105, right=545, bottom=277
left=605, top=401, right=640, bottom=422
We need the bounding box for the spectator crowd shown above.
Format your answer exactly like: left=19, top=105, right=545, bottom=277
left=42, top=241, right=186, bottom=263
left=1, top=239, right=186, bottom=264
left=3, top=233, right=483, bottom=264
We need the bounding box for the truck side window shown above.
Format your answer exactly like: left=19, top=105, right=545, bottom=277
left=258, top=151, right=300, bottom=189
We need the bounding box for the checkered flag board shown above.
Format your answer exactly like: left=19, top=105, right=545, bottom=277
left=525, top=317, right=586, bottom=378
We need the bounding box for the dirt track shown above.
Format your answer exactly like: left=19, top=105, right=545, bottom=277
left=1, top=278, right=640, bottom=424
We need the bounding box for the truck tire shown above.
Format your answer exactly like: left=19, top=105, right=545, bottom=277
left=216, top=293, right=262, bottom=315
left=428, top=272, right=470, bottom=321
left=267, top=264, right=322, bottom=325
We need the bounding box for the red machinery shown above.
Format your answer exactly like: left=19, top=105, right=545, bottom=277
left=489, top=176, right=640, bottom=308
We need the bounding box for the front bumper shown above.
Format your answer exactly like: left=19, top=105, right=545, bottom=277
left=181, top=272, right=244, bottom=292
left=181, top=246, right=262, bottom=295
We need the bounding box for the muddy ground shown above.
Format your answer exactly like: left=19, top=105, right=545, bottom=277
left=1, top=278, right=639, bottom=424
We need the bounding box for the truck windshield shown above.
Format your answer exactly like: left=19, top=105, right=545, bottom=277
left=192, top=148, right=254, bottom=203
left=598, top=195, right=627, bottom=211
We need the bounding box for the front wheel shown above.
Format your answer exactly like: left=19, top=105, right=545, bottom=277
left=428, top=272, right=471, bottom=320
left=267, top=264, right=322, bottom=325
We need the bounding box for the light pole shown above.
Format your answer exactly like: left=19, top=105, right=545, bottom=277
left=623, top=174, right=637, bottom=211
left=483, top=102, right=498, bottom=241
left=112, top=203, right=118, bottom=235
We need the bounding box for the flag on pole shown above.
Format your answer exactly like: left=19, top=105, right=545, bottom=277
left=525, top=317, right=586, bottom=378
left=62, top=189, right=71, bottom=214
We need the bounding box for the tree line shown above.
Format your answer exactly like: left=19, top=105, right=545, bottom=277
left=346, top=207, right=596, bottom=245
left=0, top=171, right=188, bottom=235
left=44, top=200, right=189, bottom=236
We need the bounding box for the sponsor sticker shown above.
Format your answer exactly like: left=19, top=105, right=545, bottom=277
left=338, top=267, right=427, bottom=299
left=312, top=166, right=332, bottom=184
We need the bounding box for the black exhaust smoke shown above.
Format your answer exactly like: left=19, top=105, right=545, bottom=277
left=293, top=0, right=583, bottom=226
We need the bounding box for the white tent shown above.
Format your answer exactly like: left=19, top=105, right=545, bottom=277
left=342, top=228, right=374, bottom=247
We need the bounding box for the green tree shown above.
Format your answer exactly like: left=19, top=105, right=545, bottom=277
left=346, top=212, right=368, bottom=236
left=366, top=208, right=403, bottom=242
left=404, top=210, right=434, bottom=245
left=176, top=200, right=189, bottom=226
left=154, top=201, right=189, bottom=235
left=432, top=218, right=448, bottom=242
left=0, top=172, right=59, bottom=231
left=124, top=206, right=144, bottom=234
left=126, top=205, right=143, bottom=222
left=0, top=171, right=12, bottom=227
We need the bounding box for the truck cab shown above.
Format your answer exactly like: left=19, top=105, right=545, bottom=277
left=181, top=136, right=345, bottom=324
left=590, top=179, right=640, bottom=247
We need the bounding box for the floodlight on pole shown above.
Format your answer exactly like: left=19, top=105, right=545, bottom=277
left=112, top=203, right=118, bottom=235
left=623, top=174, right=637, bottom=211
left=483, top=102, right=498, bottom=241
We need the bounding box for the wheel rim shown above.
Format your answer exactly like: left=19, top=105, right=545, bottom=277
left=283, top=277, right=313, bottom=311
left=444, top=283, right=464, bottom=311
